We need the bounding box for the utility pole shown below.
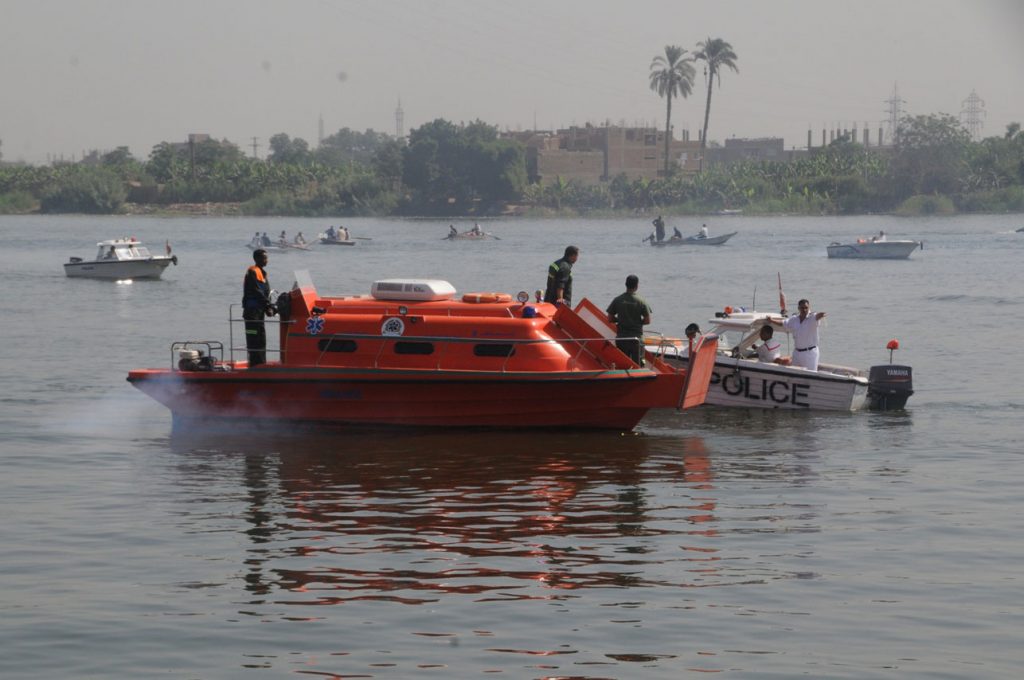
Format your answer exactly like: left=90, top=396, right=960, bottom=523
left=960, top=90, right=986, bottom=141
left=250, top=137, right=260, bottom=159
left=883, top=82, right=907, bottom=147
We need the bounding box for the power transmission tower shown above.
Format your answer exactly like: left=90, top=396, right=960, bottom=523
left=960, top=90, right=986, bottom=141
left=250, top=137, right=260, bottom=159
left=883, top=82, right=907, bottom=146
left=318, top=113, right=325, bottom=146
left=395, top=98, right=404, bottom=139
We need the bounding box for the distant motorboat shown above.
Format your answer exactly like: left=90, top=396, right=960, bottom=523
left=64, top=237, right=177, bottom=279
left=827, top=238, right=922, bottom=259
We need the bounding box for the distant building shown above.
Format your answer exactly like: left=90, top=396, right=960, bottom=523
left=507, top=124, right=701, bottom=186
left=705, top=137, right=786, bottom=166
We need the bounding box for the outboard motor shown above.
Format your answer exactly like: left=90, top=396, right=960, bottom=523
left=275, top=291, right=291, bottom=322
left=867, top=364, right=913, bottom=411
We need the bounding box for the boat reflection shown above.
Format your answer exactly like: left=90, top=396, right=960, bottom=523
left=167, top=429, right=813, bottom=607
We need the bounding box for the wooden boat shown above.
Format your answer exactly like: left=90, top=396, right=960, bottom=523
left=127, top=272, right=720, bottom=430
left=827, top=239, right=921, bottom=259
left=445, top=230, right=498, bottom=241
left=64, top=238, right=177, bottom=279
left=650, top=231, right=737, bottom=247
left=645, top=309, right=913, bottom=411
left=247, top=240, right=311, bottom=252
left=318, top=235, right=356, bottom=246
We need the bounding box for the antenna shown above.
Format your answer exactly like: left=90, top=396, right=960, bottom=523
left=960, top=90, right=986, bottom=141
left=395, top=98, right=405, bottom=139
left=883, top=82, right=907, bottom=146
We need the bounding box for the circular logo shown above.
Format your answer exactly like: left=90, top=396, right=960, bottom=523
left=381, top=317, right=405, bottom=336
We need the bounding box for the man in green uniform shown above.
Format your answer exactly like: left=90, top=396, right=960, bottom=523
left=606, top=274, right=652, bottom=366
left=544, top=245, right=579, bottom=306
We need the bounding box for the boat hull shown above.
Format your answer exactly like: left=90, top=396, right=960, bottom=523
left=827, top=240, right=921, bottom=259
left=319, top=238, right=356, bottom=246
left=127, top=366, right=687, bottom=430
left=651, top=231, right=737, bottom=246
left=64, top=259, right=172, bottom=279
left=659, top=355, right=867, bottom=411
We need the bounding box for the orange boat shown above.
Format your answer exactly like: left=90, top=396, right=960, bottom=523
left=127, top=271, right=718, bottom=430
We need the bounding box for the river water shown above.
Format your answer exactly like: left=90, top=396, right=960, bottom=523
left=1, top=213, right=1022, bottom=678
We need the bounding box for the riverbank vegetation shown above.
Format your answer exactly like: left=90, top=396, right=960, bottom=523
left=1, top=114, right=1022, bottom=217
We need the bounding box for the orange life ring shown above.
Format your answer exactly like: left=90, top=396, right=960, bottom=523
left=462, top=292, right=513, bottom=303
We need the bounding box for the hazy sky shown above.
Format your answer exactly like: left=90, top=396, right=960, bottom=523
left=2, top=0, right=1022, bottom=164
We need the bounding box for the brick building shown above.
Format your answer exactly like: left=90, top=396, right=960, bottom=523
left=509, top=125, right=701, bottom=186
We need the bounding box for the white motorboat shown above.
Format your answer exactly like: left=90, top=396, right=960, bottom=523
left=827, top=239, right=922, bottom=259
left=64, top=238, right=177, bottom=280
left=644, top=310, right=913, bottom=411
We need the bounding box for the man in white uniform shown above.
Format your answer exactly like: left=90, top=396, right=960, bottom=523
left=753, top=324, right=789, bottom=364
left=772, top=299, right=826, bottom=370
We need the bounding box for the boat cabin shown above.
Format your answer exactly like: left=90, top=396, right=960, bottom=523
left=93, top=238, right=156, bottom=262
left=269, top=272, right=645, bottom=373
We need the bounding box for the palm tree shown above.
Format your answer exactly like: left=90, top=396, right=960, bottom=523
left=694, top=37, right=739, bottom=172
left=649, top=45, right=695, bottom=176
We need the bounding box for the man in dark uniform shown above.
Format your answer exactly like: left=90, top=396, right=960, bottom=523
left=242, top=249, right=275, bottom=367
left=606, top=274, right=652, bottom=365
left=544, top=245, right=579, bottom=306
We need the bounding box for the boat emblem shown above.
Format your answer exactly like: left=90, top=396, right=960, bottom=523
left=381, top=317, right=405, bottom=336
left=306, top=316, right=325, bottom=335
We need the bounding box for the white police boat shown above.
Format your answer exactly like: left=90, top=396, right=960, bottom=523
left=645, top=309, right=913, bottom=411
left=64, top=238, right=177, bottom=280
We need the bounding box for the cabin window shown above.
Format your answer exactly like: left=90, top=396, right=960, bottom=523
left=474, top=343, right=514, bottom=357
left=318, top=338, right=357, bottom=353
left=394, top=341, right=434, bottom=355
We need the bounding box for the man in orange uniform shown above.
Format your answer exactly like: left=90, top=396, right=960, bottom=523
left=242, top=249, right=275, bottom=367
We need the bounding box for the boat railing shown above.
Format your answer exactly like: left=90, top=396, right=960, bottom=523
left=228, top=304, right=294, bottom=364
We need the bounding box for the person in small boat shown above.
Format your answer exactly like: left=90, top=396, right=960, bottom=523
left=770, top=298, right=825, bottom=371
left=671, top=227, right=683, bottom=240
left=606, top=274, right=651, bottom=366
left=242, top=249, right=276, bottom=368
left=325, top=226, right=336, bottom=240
left=294, top=231, right=306, bottom=245
left=752, top=324, right=791, bottom=365
left=261, top=232, right=272, bottom=246
left=341, top=226, right=350, bottom=240
left=544, top=245, right=579, bottom=306
left=251, top=231, right=261, bottom=248
left=471, top=223, right=482, bottom=235
left=449, top=224, right=458, bottom=238
left=278, top=230, right=288, bottom=246
left=872, top=230, right=886, bottom=242
left=652, top=215, right=665, bottom=242
left=697, top=224, right=709, bottom=239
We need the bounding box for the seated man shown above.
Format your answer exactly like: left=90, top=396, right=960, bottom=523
left=752, top=324, right=791, bottom=365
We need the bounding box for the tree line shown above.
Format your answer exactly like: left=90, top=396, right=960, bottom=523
left=1, top=118, right=1022, bottom=217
